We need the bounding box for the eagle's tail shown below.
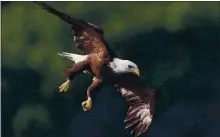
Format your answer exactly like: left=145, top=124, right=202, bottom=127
left=58, top=52, right=74, bottom=61
left=118, top=86, right=156, bottom=137
left=33, top=2, right=86, bottom=26
left=58, top=52, right=87, bottom=63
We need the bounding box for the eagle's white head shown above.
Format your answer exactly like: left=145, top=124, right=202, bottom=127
left=109, top=58, right=140, bottom=76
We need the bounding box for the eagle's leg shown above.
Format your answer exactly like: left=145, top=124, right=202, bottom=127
left=59, top=79, right=71, bottom=92
left=59, top=60, right=90, bottom=92
left=82, top=78, right=102, bottom=111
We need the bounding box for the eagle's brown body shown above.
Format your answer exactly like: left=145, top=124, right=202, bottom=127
left=62, top=30, right=112, bottom=98
left=34, top=2, right=156, bottom=137
left=64, top=31, right=110, bottom=80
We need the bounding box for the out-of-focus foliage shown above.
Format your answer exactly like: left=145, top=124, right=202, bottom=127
left=1, top=1, right=220, bottom=137
left=13, top=104, right=51, bottom=137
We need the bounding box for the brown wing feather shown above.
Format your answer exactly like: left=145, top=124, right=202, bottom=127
left=116, top=75, right=156, bottom=137
left=34, top=2, right=103, bottom=34
left=74, top=30, right=105, bottom=54
left=34, top=2, right=109, bottom=55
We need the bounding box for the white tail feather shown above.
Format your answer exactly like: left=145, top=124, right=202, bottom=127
left=58, top=52, right=87, bottom=63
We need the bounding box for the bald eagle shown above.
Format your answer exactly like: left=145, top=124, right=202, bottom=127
left=34, top=2, right=156, bottom=137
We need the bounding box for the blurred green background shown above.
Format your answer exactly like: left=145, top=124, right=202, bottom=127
left=1, top=1, right=220, bottom=137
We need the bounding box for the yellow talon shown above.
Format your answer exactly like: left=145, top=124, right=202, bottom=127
left=59, top=80, right=70, bottom=92
left=82, top=97, right=92, bottom=111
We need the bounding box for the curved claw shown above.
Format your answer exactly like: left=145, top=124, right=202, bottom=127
left=82, top=97, right=92, bottom=111
left=59, top=80, right=70, bottom=92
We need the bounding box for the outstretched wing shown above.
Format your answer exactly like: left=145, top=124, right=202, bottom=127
left=116, top=73, right=156, bottom=137
left=34, top=2, right=116, bottom=58
left=34, top=1, right=103, bottom=35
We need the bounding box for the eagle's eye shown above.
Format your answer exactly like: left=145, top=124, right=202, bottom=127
left=128, top=65, right=134, bottom=69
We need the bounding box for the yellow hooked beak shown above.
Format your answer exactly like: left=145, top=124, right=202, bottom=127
left=131, top=68, right=140, bottom=76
